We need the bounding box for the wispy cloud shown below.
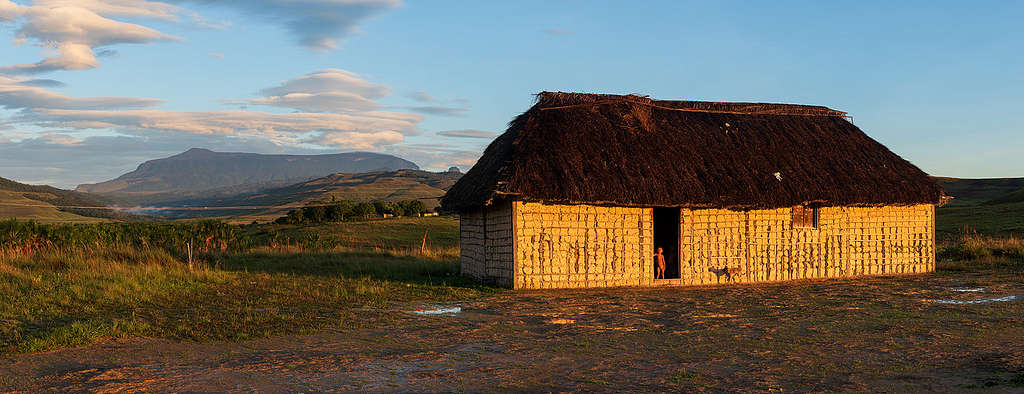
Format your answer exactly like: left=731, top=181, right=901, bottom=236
left=383, top=143, right=481, bottom=171
left=16, top=78, right=66, bottom=88
left=184, top=0, right=403, bottom=51
left=20, top=108, right=421, bottom=146
left=209, top=52, right=225, bottom=59
left=407, top=105, right=468, bottom=117
left=3, top=66, right=426, bottom=161
left=407, top=90, right=436, bottom=102
left=437, top=129, right=495, bottom=139
left=544, top=28, right=571, bottom=35
left=0, top=75, right=162, bottom=109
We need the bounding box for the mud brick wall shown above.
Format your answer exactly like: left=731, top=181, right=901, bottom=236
left=459, top=208, right=485, bottom=281
left=513, top=202, right=653, bottom=289
left=459, top=203, right=514, bottom=286
left=484, top=201, right=514, bottom=287
left=461, top=202, right=934, bottom=289
left=679, top=205, right=935, bottom=285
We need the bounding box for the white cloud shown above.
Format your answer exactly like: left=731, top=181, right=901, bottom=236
left=307, top=130, right=404, bottom=150
left=241, top=69, right=392, bottom=114
left=31, top=0, right=183, bottom=20
left=0, top=0, right=406, bottom=74
left=260, top=69, right=389, bottom=99
left=0, top=0, right=181, bottom=74
left=209, top=52, right=224, bottom=59
left=437, top=129, right=495, bottom=139
left=0, top=0, right=21, bottom=21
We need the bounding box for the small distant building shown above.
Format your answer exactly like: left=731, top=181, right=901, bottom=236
left=441, top=92, right=946, bottom=289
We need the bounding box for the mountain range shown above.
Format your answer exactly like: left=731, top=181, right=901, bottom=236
left=76, top=148, right=419, bottom=205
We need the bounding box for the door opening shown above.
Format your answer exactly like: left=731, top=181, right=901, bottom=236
left=653, top=207, right=681, bottom=279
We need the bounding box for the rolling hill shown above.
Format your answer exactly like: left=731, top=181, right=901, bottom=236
left=76, top=148, right=420, bottom=205
left=0, top=177, right=118, bottom=223
left=159, top=169, right=462, bottom=221
left=933, top=176, right=1024, bottom=239
left=933, top=177, right=1024, bottom=207
left=985, top=187, right=1024, bottom=205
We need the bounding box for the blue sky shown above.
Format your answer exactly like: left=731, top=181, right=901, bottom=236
left=0, top=1, right=1021, bottom=188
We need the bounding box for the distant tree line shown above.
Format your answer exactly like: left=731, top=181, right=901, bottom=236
left=275, top=199, right=428, bottom=224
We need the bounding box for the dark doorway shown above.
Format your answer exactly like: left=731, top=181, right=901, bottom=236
left=653, top=207, right=681, bottom=279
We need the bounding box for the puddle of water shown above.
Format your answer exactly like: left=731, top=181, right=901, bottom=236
left=950, top=288, right=986, bottom=292
left=410, top=307, right=461, bottom=316
left=932, top=295, right=1019, bottom=305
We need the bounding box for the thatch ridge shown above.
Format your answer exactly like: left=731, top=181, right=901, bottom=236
left=442, top=92, right=944, bottom=211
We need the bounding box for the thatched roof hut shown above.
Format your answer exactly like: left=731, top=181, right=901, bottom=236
left=442, top=92, right=944, bottom=212
left=444, top=92, right=944, bottom=289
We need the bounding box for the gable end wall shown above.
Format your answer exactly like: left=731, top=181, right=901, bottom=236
left=459, top=202, right=514, bottom=287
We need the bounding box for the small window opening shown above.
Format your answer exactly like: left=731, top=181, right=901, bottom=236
left=792, top=205, right=819, bottom=228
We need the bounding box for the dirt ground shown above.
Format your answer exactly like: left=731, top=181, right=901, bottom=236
left=2, top=271, right=1023, bottom=392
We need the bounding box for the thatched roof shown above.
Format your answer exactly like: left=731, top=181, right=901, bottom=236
left=442, top=92, right=945, bottom=212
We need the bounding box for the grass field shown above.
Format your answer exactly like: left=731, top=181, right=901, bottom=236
left=1, top=211, right=1023, bottom=390
left=0, top=217, right=486, bottom=355
left=2, top=249, right=1022, bottom=391
left=250, top=216, right=458, bottom=251
left=937, top=201, right=1024, bottom=240
left=0, top=190, right=106, bottom=224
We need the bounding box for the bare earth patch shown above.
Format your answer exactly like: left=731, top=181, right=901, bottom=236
left=2, top=271, right=1023, bottom=392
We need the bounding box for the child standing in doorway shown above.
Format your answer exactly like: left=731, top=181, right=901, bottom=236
left=655, top=247, right=666, bottom=279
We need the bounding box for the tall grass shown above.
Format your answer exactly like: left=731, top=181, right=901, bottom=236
left=0, top=217, right=486, bottom=355
left=937, top=231, right=1024, bottom=271
left=0, top=217, right=458, bottom=260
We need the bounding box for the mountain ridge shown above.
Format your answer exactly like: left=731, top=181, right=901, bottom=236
left=0, top=176, right=122, bottom=222
left=933, top=176, right=1024, bottom=207
left=76, top=148, right=420, bottom=205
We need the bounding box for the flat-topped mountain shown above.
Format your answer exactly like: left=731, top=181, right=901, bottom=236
left=76, top=148, right=419, bottom=205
